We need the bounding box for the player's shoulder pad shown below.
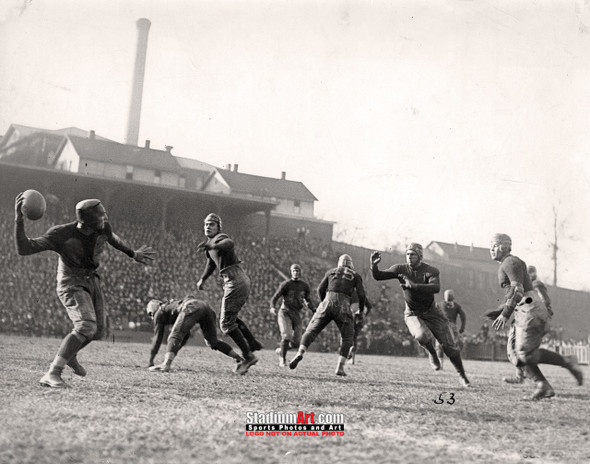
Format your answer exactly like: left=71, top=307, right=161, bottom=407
left=426, top=263, right=440, bottom=276
left=212, top=233, right=230, bottom=244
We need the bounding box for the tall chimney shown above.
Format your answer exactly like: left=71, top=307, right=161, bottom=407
left=125, top=18, right=151, bottom=146
left=281, top=171, right=286, bottom=180
left=233, top=164, right=239, bottom=172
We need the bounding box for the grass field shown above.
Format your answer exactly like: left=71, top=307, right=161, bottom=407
left=1, top=335, right=588, bottom=464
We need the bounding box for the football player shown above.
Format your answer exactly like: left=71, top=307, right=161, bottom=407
left=270, top=263, right=315, bottom=367
left=371, top=243, right=470, bottom=387
left=147, top=296, right=242, bottom=372
left=14, top=195, right=155, bottom=388
left=434, top=289, right=466, bottom=369
left=196, top=213, right=262, bottom=375
left=489, top=233, right=583, bottom=400
left=289, top=254, right=365, bottom=377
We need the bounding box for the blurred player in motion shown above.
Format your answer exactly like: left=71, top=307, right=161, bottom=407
left=147, top=296, right=242, bottom=372
left=434, top=289, right=466, bottom=369
left=289, top=254, right=365, bottom=376
left=488, top=234, right=583, bottom=400
left=371, top=243, right=470, bottom=387
left=270, top=263, right=315, bottom=367
left=196, top=213, right=262, bottom=375
left=14, top=194, right=155, bottom=388
left=348, top=293, right=372, bottom=364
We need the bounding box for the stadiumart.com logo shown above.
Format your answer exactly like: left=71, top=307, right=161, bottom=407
left=245, top=411, right=345, bottom=437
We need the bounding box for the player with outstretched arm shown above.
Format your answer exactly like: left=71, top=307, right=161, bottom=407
left=370, top=243, right=470, bottom=387
left=14, top=194, right=155, bottom=388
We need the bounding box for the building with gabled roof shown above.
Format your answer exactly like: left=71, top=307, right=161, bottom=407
left=0, top=124, right=113, bottom=168
left=174, top=156, right=216, bottom=190
left=203, top=164, right=332, bottom=241
left=55, top=134, right=185, bottom=188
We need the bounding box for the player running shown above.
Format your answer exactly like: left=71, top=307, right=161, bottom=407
left=289, top=254, right=366, bottom=377
left=14, top=195, right=155, bottom=388
left=147, top=296, right=243, bottom=372
left=270, top=263, right=315, bottom=367
left=434, top=289, right=466, bottom=369
left=488, top=233, right=583, bottom=400
left=371, top=243, right=470, bottom=387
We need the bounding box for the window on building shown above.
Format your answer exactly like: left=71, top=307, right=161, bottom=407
left=179, top=175, right=186, bottom=188
left=294, top=200, right=301, bottom=214
left=126, top=165, right=133, bottom=180
left=154, top=169, right=161, bottom=184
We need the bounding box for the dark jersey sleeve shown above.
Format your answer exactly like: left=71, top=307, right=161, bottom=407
left=15, top=221, right=60, bottom=256
left=354, top=273, right=366, bottom=312
left=270, top=281, right=289, bottom=308
left=303, top=281, right=314, bottom=311
left=105, top=222, right=135, bottom=258
left=199, top=252, right=217, bottom=283
left=150, top=312, right=167, bottom=360
left=371, top=264, right=401, bottom=281
left=456, top=303, right=466, bottom=331
left=317, top=272, right=330, bottom=301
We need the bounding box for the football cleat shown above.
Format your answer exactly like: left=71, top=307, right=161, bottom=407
left=527, top=381, right=555, bottom=401
left=39, top=371, right=70, bottom=389
left=279, top=358, right=286, bottom=367
left=250, top=340, right=264, bottom=352
left=459, top=374, right=471, bottom=388
left=428, top=352, right=442, bottom=371
left=289, top=354, right=303, bottom=370
left=67, top=356, right=87, bottom=377
left=503, top=375, right=524, bottom=384
left=335, top=368, right=347, bottom=377
left=236, top=355, right=258, bottom=375
left=149, top=363, right=170, bottom=373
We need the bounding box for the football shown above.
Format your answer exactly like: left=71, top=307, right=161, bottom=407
left=22, top=189, right=46, bottom=221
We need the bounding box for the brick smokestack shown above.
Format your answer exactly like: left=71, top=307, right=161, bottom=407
left=125, top=18, right=151, bottom=146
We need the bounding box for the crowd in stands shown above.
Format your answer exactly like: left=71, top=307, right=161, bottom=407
left=1, top=192, right=588, bottom=359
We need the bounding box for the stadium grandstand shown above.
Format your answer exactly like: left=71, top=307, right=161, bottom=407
left=1, top=124, right=588, bottom=365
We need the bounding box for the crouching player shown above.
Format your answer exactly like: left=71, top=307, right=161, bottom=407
left=148, top=296, right=243, bottom=372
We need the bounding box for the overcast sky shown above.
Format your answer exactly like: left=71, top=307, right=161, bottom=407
left=1, top=0, right=589, bottom=290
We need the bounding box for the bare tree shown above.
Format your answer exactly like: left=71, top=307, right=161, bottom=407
left=548, top=201, right=577, bottom=287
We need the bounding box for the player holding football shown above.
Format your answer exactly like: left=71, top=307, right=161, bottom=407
left=147, top=296, right=243, bottom=372
left=434, top=289, right=466, bottom=369
left=289, top=254, right=366, bottom=377
left=14, top=194, right=155, bottom=388
left=370, top=243, right=470, bottom=387
left=270, top=263, right=315, bottom=367
left=196, top=213, right=262, bottom=375
left=488, top=233, right=583, bottom=400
